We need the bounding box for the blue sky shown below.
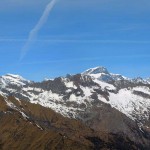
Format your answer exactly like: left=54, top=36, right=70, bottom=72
left=0, top=0, right=150, bottom=81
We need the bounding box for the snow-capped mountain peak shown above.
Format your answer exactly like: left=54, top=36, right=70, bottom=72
left=0, top=74, right=30, bottom=88
left=83, top=66, right=128, bottom=83
left=4, top=74, right=26, bottom=80
left=83, top=66, right=109, bottom=75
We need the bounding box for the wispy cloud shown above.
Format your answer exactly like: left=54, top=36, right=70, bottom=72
left=19, top=58, right=100, bottom=65
left=1, top=38, right=150, bottom=44
left=37, top=39, right=150, bottom=44
left=18, top=54, right=150, bottom=65
left=0, top=39, right=26, bottom=42
left=20, top=0, right=58, bottom=60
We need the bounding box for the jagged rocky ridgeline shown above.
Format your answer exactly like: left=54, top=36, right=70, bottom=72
left=0, top=67, right=150, bottom=121
left=0, top=66, right=150, bottom=149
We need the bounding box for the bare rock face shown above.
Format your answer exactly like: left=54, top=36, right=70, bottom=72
left=0, top=66, right=150, bottom=149
left=78, top=102, right=150, bottom=148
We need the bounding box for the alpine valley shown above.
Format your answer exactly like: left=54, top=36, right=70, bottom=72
left=0, top=66, right=150, bottom=150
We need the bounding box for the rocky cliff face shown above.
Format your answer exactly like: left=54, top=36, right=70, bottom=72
left=0, top=66, right=150, bottom=149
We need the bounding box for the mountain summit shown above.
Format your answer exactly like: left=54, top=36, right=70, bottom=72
left=83, top=66, right=129, bottom=82
left=83, top=66, right=110, bottom=75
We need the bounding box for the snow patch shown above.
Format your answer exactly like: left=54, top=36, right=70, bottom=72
left=94, top=79, right=116, bottom=90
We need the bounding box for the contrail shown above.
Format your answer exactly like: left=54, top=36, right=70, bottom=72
left=20, top=0, right=58, bottom=60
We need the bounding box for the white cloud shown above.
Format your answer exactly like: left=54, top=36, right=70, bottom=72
left=20, top=0, right=58, bottom=60
left=1, top=38, right=150, bottom=44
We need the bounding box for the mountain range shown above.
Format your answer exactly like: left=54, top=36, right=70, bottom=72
left=0, top=66, right=150, bottom=149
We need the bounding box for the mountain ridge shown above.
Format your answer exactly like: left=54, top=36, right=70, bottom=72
left=0, top=66, right=150, bottom=149
left=0, top=66, right=150, bottom=121
left=1, top=66, right=150, bottom=83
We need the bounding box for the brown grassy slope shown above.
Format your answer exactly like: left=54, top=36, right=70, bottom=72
left=0, top=96, right=8, bottom=111
left=0, top=96, right=147, bottom=150
left=7, top=96, right=95, bottom=139
left=0, top=113, right=92, bottom=150
left=0, top=96, right=95, bottom=150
